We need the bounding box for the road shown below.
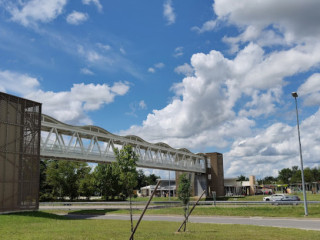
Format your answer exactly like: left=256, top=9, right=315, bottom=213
left=64, top=213, right=320, bottom=231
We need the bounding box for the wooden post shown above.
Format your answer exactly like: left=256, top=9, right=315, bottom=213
left=177, top=190, right=206, bottom=232
left=129, top=180, right=161, bottom=240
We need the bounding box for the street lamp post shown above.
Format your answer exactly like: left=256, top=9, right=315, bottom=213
left=291, top=92, right=308, bottom=216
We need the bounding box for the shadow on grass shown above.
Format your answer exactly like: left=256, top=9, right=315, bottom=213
left=8, top=211, right=67, bottom=220
left=68, top=209, right=118, bottom=215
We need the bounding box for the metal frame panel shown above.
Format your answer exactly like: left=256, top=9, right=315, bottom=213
left=0, top=92, right=41, bottom=213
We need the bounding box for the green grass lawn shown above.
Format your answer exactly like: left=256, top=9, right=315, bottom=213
left=46, top=203, right=320, bottom=218
left=0, top=211, right=319, bottom=240
left=222, top=192, right=320, bottom=201
left=130, top=192, right=320, bottom=202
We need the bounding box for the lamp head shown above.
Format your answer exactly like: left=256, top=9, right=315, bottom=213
left=291, top=92, right=298, bottom=98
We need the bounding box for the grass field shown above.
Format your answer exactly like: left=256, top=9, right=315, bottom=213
left=0, top=211, right=320, bottom=240
left=47, top=203, right=320, bottom=218
left=130, top=192, right=320, bottom=202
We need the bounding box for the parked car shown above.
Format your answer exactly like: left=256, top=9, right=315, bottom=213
left=263, top=194, right=285, bottom=201
left=281, top=195, right=300, bottom=201
left=263, top=194, right=300, bottom=202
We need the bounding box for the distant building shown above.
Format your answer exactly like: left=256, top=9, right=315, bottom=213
left=141, top=176, right=261, bottom=197
left=140, top=179, right=176, bottom=197
left=224, top=176, right=257, bottom=196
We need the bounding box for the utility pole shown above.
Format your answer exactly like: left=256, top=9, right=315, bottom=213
left=291, top=92, right=308, bottom=216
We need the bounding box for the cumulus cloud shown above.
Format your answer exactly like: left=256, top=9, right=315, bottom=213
left=174, top=63, right=194, bottom=77
left=66, top=11, right=88, bottom=25
left=122, top=0, right=320, bottom=176
left=298, top=73, right=320, bottom=106
left=192, top=20, right=217, bottom=34
left=82, top=0, right=103, bottom=12
left=225, top=110, right=320, bottom=177
left=6, top=0, right=67, bottom=27
left=163, top=0, right=175, bottom=25
left=26, top=82, right=130, bottom=124
left=213, top=0, right=320, bottom=51
left=0, top=69, right=40, bottom=95
left=0, top=69, right=130, bottom=125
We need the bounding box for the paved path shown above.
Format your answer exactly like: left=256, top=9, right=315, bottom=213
left=65, top=214, right=320, bottom=231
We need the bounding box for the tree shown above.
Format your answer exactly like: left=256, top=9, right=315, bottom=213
left=136, top=170, right=160, bottom=189
left=79, top=165, right=95, bottom=200
left=46, top=160, right=87, bottom=201
left=262, top=176, right=278, bottom=184
left=278, top=168, right=292, bottom=184
left=177, top=173, right=191, bottom=232
left=237, top=175, right=249, bottom=181
left=137, top=169, right=147, bottom=189
left=146, top=173, right=159, bottom=185
left=39, top=160, right=54, bottom=201
left=114, top=145, right=138, bottom=236
left=94, top=163, right=121, bottom=200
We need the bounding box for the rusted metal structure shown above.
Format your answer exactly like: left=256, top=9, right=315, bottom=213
left=0, top=92, right=41, bottom=213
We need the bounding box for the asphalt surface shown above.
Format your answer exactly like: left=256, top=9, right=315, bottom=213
left=64, top=213, right=320, bottom=232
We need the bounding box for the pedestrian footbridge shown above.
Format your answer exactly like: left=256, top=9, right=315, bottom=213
left=40, top=114, right=206, bottom=173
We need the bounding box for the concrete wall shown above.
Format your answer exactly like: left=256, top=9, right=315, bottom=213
left=176, top=152, right=225, bottom=197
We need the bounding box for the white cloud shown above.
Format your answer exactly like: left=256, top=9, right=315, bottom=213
left=97, top=43, right=111, bottom=51
left=298, top=74, right=320, bottom=96
left=110, top=81, right=130, bottom=95
left=173, top=46, right=183, bottom=57
left=213, top=0, right=320, bottom=51
left=26, top=82, right=130, bottom=124
left=82, top=0, right=103, bottom=12
left=66, top=11, right=88, bottom=25
left=148, top=67, right=155, bottom=73
left=163, top=0, right=175, bottom=25
left=80, top=68, right=94, bottom=75
left=174, top=63, right=194, bottom=77
left=139, top=100, right=147, bottom=109
left=225, top=109, right=320, bottom=177
left=77, top=45, right=112, bottom=64
left=122, top=39, right=320, bottom=177
left=192, top=20, right=216, bottom=34
left=154, top=62, right=164, bottom=69
left=148, top=62, right=165, bottom=73
left=0, top=70, right=40, bottom=95
left=298, top=73, right=320, bottom=106
left=7, top=0, right=67, bottom=27
left=239, top=88, right=281, bottom=118
left=0, top=69, right=130, bottom=125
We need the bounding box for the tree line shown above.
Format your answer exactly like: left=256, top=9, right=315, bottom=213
left=39, top=147, right=160, bottom=202
left=239, top=166, right=320, bottom=185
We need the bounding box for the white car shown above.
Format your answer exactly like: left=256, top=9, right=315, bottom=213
left=263, top=194, right=285, bottom=201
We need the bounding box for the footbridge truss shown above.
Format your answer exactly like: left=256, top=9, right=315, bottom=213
left=40, top=115, right=206, bottom=173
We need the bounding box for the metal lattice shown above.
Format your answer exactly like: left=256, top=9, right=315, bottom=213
left=0, top=92, right=41, bottom=213
left=40, top=114, right=206, bottom=173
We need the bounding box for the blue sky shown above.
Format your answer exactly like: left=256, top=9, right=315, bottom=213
left=1, top=0, right=320, bottom=179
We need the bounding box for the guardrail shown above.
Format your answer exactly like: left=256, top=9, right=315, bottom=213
left=40, top=200, right=320, bottom=206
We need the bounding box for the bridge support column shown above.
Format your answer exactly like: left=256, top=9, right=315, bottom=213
left=175, top=172, right=208, bottom=197
left=205, top=152, right=224, bottom=197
